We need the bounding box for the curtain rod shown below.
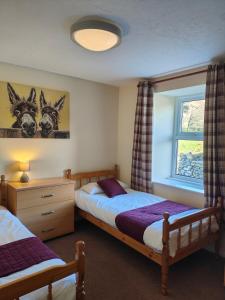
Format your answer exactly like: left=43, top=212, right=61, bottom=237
left=151, top=68, right=208, bottom=85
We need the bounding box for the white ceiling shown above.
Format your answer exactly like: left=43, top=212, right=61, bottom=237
left=0, top=0, right=225, bottom=86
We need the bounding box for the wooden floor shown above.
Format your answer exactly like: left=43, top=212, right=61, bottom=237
left=46, top=220, right=224, bottom=300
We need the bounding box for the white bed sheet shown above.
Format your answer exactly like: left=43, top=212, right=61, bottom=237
left=0, top=206, right=76, bottom=300
left=75, top=189, right=219, bottom=257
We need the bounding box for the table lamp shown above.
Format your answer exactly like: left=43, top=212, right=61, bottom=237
left=19, top=161, right=30, bottom=183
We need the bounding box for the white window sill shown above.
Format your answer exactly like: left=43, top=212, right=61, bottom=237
left=153, top=178, right=204, bottom=194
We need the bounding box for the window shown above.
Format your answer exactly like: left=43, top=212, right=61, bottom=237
left=172, top=94, right=205, bottom=185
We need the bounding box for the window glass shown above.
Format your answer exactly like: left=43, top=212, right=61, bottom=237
left=173, top=95, right=205, bottom=185
left=181, top=100, right=205, bottom=133
left=176, top=140, right=203, bottom=180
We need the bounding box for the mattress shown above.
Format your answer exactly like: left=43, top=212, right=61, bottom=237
left=75, top=189, right=219, bottom=257
left=0, top=206, right=76, bottom=300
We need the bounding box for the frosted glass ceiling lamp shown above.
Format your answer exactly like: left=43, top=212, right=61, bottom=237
left=71, top=18, right=122, bottom=52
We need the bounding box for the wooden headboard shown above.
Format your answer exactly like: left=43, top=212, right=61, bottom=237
left=65, top=165, right=118, bottom=189
left=0, top=175, right=7, bottom=207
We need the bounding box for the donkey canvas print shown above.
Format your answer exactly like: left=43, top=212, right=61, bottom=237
left=0, top=81, right=70, bottom=138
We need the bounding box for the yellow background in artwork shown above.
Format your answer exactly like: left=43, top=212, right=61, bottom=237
left=0, top=81, right=69, bottom=130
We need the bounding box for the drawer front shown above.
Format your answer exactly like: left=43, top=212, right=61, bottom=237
left=17, top=200, right=74, bottom=225
left=17, top=184, right=74, bottom=209
left=27, top=215, right=74, bottom=241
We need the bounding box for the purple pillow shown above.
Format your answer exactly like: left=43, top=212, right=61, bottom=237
left=97, top=178, right=127, bottom=198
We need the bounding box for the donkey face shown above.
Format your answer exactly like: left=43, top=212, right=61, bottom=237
left=7, top=83, right=38, bottom=137
left=39, top=91, right=65, bottom=137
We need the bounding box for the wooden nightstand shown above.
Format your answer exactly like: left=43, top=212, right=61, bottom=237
left=7, top=178, right=75, bottom=241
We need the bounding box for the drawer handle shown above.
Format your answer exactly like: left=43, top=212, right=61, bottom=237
left=41, top=210, right=55, bottom=216
left=41, top=194, right=54, bottom=198
left=42, top=228, right=55, bottom=233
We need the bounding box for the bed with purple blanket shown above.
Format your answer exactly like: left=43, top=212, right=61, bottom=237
left=0, top=205, right=85, bottom=300
left=75, top=188, right=219, bottom=257
left=67, top=165, right=221, bottom=295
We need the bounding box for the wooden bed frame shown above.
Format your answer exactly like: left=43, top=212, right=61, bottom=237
left=65, top=165, right=222, bottom=296
left=0, top=175, right=85, bottom=300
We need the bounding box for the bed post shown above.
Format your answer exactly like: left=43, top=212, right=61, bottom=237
left=0, top=175, right=7, bottom=207
left=161, top=212, right=170, bottom=296
left=75, top=241, right=85, bottom=300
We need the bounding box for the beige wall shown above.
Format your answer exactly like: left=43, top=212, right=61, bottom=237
left=152, top=67, right=207, bottom=93
left=0, top=62, right=119, bottom=180
left=117, top=80, right=137, bottom=183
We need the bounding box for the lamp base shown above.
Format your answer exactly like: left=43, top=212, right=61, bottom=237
left=20, top=172, right=29, bottom=183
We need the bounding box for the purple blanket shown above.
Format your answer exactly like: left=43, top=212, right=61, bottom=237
left=0, top=237, right=58, bottom=277
left=115, top=200, right=192, bottom=243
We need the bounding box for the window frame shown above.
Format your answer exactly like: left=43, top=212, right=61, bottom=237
left=171, top=93, right=205, bottom=186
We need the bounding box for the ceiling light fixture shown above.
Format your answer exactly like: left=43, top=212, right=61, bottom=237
left=71, top=17, right=122, bottom=52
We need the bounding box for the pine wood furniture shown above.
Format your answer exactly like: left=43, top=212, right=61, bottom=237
left=7, top=177, right=75, bottom=241
left=65, top=165, right=222, bottom=296
left=0, top=175, right=85, bottom=300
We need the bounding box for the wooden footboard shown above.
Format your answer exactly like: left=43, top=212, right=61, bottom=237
left=0, top=241, right=85, bottom=300
left=161, top=206, right=221, bottom=295
left=79, top=207, right=220, bottom=296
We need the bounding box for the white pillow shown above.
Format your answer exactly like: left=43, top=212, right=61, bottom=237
left=81, top=182, right=103, bottom=195
left=81, top=180, right=129, bottom=195
left=117, top=180, right=129, bottom=189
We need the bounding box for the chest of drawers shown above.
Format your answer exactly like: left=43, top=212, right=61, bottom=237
left=7, top=178, right=75, bottom=241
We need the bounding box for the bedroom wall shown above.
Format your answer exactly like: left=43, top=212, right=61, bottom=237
left=0, top=62, right=119, bottom=180
left=116, top=73, right=225, bottom=257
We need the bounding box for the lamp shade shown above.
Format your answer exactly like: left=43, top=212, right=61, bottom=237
left=19, top=161, right=30, bottom=172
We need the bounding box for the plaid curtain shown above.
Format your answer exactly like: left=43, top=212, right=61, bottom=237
left=204, top=64, right=225, bottom=208
left=131, top=81, right=153, bottom=193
